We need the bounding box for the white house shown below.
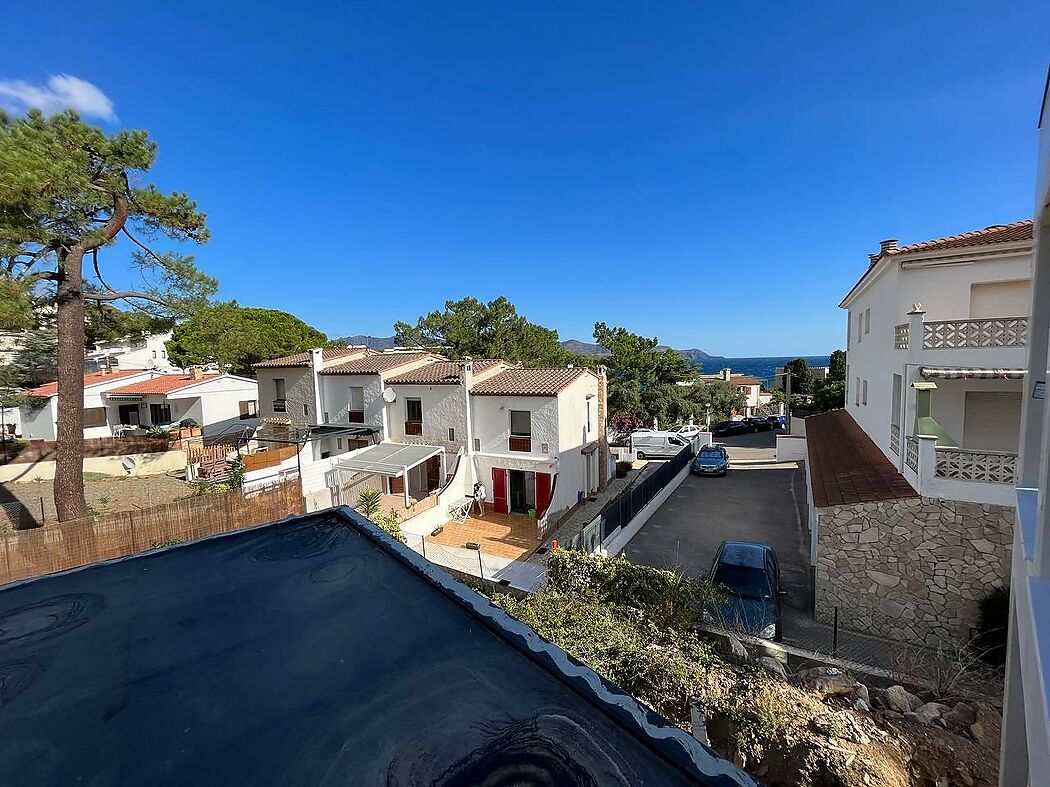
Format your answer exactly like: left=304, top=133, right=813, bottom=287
left=85, top=330, right=179, bottom=373
left=693, top=368, right=766, bottom=417
left=840, top=219, right=1034, bottom=506
left=998, top=73, right=1050, bottom=787
left=20, top=369, right=155, bottom=441
left=102, top=370, right=260, bottom=437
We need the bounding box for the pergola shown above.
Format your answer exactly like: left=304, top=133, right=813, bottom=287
left=334, top=442, right=446, bottom=508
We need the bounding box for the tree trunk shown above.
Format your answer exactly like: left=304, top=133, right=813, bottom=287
left=54, top=249, right=88, bottom=521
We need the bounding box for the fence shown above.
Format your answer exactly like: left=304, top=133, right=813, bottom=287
left=0, top=430, right=202, bottom=466
left=0, top=481, right=304, bottom=585
left=568, top=440, right=697, bottom=551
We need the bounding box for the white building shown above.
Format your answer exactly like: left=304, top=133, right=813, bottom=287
left=693, top=368, right=766, bottom=416
left=251, top=348, right=608, bottom=536
left=102, top=370, right=260, bottom=437
left=999, top=73, right=1050, bottom=787
left=20, top=369, right=258, bottom=440
left=85, top=330, right=179, bottom=373
left=840, top=219, right=1034, bottom=506
left=21, top=369, right=155, bottom=440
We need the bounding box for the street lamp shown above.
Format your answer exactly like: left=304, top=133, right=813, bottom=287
left=771, top=371, right=793, bottom=435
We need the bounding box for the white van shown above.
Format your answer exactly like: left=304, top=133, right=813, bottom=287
left=631, top=431, right=689, bottom=460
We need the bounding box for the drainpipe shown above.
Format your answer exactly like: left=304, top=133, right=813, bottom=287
left=461, top=358, right=476, bottom=487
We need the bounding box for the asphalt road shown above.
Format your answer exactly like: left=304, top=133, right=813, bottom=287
left=622, top=431, right=813, bottom=613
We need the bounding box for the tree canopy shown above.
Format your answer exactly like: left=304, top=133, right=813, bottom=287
left=594, top=322, right=698, bottom=425
left=828, top=349, right=846, bottom=380
left=781, top=357, right=815, bottom=394
left=689, top=380, right=747, bottom=425
left=85, top=303, right=174, bottom=347
left=167, top=302, right=328, bottom=375
left=394, top=296, right=576, bottom=367
left=0, top=109, right=214, bottom=520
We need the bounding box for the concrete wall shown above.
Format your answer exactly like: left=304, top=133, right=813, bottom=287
left=385, top=382, right=466, bottom=453
left=815, top=496, right=1012, bottom=646
left=775, top=435, right=807, bottom=462
left=319, top=373, right=384, bottom=431
left=256, top=366, right=314, bottom=428
left=20, top=399, right=57, bottom=441
left=0, top=449, right=187, bottom=483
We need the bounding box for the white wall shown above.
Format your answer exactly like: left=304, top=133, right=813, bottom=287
left=385, top=382, right=467, bottom=451
left=471, top=394, right=559, bottom=460
left=171, top=376, right=259, bottom=436
left=319, top=373, right=384, bottom=431
left=0, top=449, right=187, bottom=483
left=775, top=435, right=807, bottom=462
left=19, top=399, right=57, bottom=441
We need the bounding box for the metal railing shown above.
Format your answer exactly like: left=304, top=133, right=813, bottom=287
left=405, top=421, right=423, bottom=436
left=894, top=323, right=910, bottom=350
left=935, top=446, right=1017, bottom=485
left=272, top=398, right=287, bottom=413
left=905, top=437, right=919, bottom=472
left=889, top=423, right=900, bottom=455
left=922, top=316, right=1028, bottom=349
left=509, top=436, right=532, bottom=453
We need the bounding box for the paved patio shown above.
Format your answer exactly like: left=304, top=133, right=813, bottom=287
left=426, top=509, right=540, bottom=559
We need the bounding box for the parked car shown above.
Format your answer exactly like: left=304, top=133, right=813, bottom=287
left=669, top=424, right=704, bottom=441
left=631, top=432, right=689, bottom=460
left=692, top=444, right=730, bottom=476
left=712, top=420, right=750, bottom=438
left=766, top=415, right=786, bottom=429
left=704, top=540, right=785, bottom=640
left=749, top=417, right=773, bottom=432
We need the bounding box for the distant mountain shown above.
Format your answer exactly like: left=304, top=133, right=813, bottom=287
left=561, top=339, right=720, bottom=362
left=336, top=334, right=399, bottom=350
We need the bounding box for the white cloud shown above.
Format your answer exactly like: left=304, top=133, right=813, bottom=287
left=0, top=74, right=116, bottom=122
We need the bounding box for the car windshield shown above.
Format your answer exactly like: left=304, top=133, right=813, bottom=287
left=712, top=563, right=771, bottom=600
left=699, top=449, right=723, bottom=461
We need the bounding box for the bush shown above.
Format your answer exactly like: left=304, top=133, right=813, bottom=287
left=974, top=586, right=1010, bottom=665
left=615, top=460, right=633, bottom=478
left=356, top=487, right=383, bottom=519
left=546, top=549, right=721, bottom=630
left=373, top=509, right=407, bottom=543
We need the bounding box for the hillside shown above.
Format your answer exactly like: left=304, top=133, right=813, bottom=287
left=335, top=334, right=399, bottom=350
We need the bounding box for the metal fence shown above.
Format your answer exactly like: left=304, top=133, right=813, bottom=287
left=569, top=439, right=697, bottom=551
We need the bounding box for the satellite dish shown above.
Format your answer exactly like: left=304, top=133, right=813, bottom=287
left=121, top=456, right=137, bottom=474
left=382, top=388, right=397, bottom=403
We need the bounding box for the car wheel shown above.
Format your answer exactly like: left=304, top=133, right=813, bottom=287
left=637, top=452, right=646, bottom=460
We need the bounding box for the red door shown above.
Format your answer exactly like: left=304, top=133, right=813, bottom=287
left=535, top=472, right=552, bottom=519
left=492, top=468, right=509, bottom=514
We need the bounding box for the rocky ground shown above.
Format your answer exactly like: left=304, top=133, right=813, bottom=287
left=698, top=634, right=1001, bottom=787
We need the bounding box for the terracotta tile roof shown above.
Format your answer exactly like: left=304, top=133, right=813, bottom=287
left=697, top=374, right=763, bottom=387
left=320, top=352, right=437, bottom=375
left=252, top=347, right=367, bottom=368
left=105, top=374, right=222, bottom=395
left=806, top=409, right=917, bottom=508
left=471, top=367, right=592, bottom=396
left=889, top=220, right=1033, bottom=256
left=27, top=370, right=145, bottom=398
left=385, top=359, right=505, bottom=385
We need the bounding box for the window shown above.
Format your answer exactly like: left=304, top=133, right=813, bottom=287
left=274, top=378, right=286, bottom=400
left=149, top=403, right=172, bottom=425
left=864, top=308, right=871, bottom=335
left=891, top=375, right=902, bottom=426
left=238, top=400, right=258, bottom=420
left=406, top=398, right=422, bottom=422
left=862, top=379, right=868, bottom=406
left=337, top=438, right=343, bottom=450
left=510, top=410, right=531, bottom=436
left=151, top=350, right=157, bottom=358
left=83, top=407, right=108, bottom=428
left=348, top=386, right=364, bottom=410
left=303, top=403, right=309, bottom=417
left=847, top=312, right=851, bottom=349
left=586, top=399, right=592, bottom=433
left=855, top=378, right=861, bottom=406
left=473, top=438, right=481, bottom=451
left=857, top=314, right=863, bottom=343
left=448, top=427, right=456, bottom=442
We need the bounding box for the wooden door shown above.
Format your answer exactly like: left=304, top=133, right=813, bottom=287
left=390, top=475, right=404, bottom=495
left=492, top=468, right=509, bottom=514
left=535, top=472, right=552, bottom=518
left=425, top=456, right=440, bottom=491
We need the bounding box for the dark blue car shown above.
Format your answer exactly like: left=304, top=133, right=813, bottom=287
left=704, top=541, right=785, bottom=640
left=692, top=444, right=730, bottom=476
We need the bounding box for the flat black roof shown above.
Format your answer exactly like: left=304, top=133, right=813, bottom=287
left=0, top=508, right=758, bottom=786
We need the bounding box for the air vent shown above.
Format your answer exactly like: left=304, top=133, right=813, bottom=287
left=448, top=428, right=455, bottom=442
left=541, top=442, right=549, bottom=454
left=473, top=438, right=480, bottom=451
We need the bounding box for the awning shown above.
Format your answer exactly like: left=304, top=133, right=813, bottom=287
left=105, top=394, right=143, bottom=402
left=334, top=442, right=443, bottom=477
left=919, top=367, right=1025, bottom=380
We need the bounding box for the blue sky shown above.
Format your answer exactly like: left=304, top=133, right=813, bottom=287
left=4, top=2, right=1048, bottom=356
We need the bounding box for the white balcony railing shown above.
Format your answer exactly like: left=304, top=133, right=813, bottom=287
left=935, top=446, right=1017, bottom=485
left=889, top=423, right=901, bottom=454
left=905, top=436, right=918, bottom=472
left=894, top=323, right=910, bottom=350
left=922, top=317, right=1028, bottom=349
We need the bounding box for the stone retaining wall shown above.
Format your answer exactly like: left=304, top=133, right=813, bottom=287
left=815, top=496, right=1012, bottom=647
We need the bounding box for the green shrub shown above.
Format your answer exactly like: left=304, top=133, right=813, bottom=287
left=545, top=549, right=721, bottom=630
left=373, top=509, right=407, bottom=543
left=227, top=456, right=245, bottom=490
left=356, top=488, right=383, bottom=519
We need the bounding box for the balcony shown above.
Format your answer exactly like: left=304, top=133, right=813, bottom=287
left=509, top=435, right=532, bottom=453
left=903, top=434, right=1016, bottom=506
left=935, top=446, right=1017, bottom=485
left=405, top=420, right=422, bottom=436
left=893, top=315, right=1029, bottom=350
left=347, top=410, right=365, bottom=424
left=889, top=423, right=901, bottom=454
left=272, top=398, right=287, bottom=413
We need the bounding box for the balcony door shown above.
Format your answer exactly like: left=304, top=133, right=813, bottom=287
left=963, top=391, right=1022, bottom=452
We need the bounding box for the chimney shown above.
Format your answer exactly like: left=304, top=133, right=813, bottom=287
left=720, top=368, right=732, bottom=381
left=191, top=366, right=204, bottom=381
left=879, top=239, right=898, bottom=253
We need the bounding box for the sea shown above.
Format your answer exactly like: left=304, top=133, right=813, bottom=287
left=692, top=356, right=832, bottom=386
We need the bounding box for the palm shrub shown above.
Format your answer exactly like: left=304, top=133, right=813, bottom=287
left=356, top=488, right=383, bottom=519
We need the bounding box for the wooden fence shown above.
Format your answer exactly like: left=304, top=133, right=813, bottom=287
left=0, top=481, right=304, bottom=585
left=242, top=445, right=299, bottom=473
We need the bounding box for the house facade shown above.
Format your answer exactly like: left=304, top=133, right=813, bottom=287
left=20, top=369, right=155, bottom=440
left=102, top=370, right=260, bottom=437
left=805, top=220, right=1034, bottom=649
left=84, top=330, right=179, bottom=373
left=693, top=368, right=766, bottom=416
